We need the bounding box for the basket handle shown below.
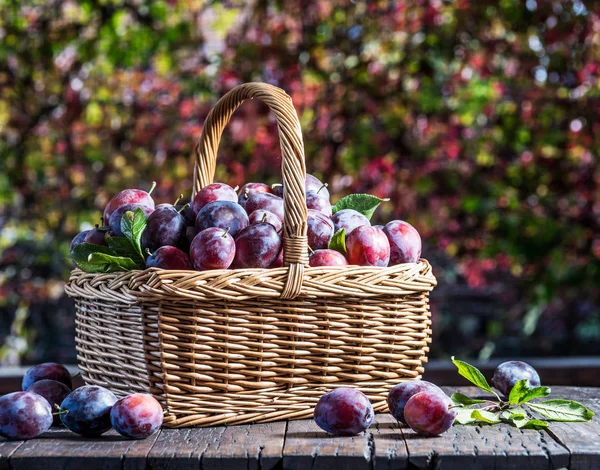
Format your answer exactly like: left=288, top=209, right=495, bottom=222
left=192, top=82, right=308, bottom=299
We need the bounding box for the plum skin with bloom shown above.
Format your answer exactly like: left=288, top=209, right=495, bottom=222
left=110, top=393, right=163, bottom=439
left=22, top=362, right=72, bottom=391
left=492, top=361, right=541, bottom=396
left=60, top=385, right=117, bottom=436
left=313, top=387, right=374, bottom=436
left=309, top=249, right=348, bottom=267
left=387, top=380, right=444, bottom=424
left=383, top=220, right=422, bottom=265
left=232, top=223, right=282, bottom=269
left=307, top=209, right=334, bottom=250
left=331, top=209, right=370, bottom=234
left=192, top=183, right=238, bottom=215
left=27, top=379, right=72, bottom=426
left=346, top=225, right=390, bottom=267
left=403, top=391, right=457, bottom=437
left=195, top=201, right=249, bottom=238
left=103, top=188, right=155, bottom=224
left=238, top=182, right=272, bottom=209
left=190, top=227, right=236, bottom=270
left=0, top=391, right=53, bottom=440
left=109, top=204, right=154, bottom=237
left=146, top=246, right=192, bottom=270
left=245, top=193, right=284, bottom=221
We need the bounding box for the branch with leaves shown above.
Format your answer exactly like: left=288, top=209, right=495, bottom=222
left=451, top=357, right=594, bottom=430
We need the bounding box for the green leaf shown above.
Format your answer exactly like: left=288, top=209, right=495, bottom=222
left=454, top=408, right=477, bottom=425
left=71, top=243, right=117, bottom=272
left=513, top=418, right=549, bottom=430
left=451, top=357, right=500, bottom=399
left=328, top=229, right=348, bottom=256
left=120, top=207, right=148, bottom=259
left=87, top=252, right=139, bottom=273
left=105, top=235, right=145, bottom=265
left=451, top=392, right=487, bottom=407
left=472, top=409, right=502, bottom=424
left=331, top=193, right=389, bottom=220
left=528, top=399, right=595, bottom=422
left=509, top=380, right=551, bottom=405
left=503, top=406, right=527, bottom=420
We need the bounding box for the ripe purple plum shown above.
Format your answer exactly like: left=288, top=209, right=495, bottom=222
left=146, top=205, right=186, bottom=249
left=331, top=209, right=370, bottom=234
left=272, top=174, right=329, bottom=200
left=270, top=249, right=284, bottom=268
left=492, top=361, right=541, bottom=396
left=110, top=393, right=163, bottom=439
left=103, top=183, right=156, bottom=224
left=245, top=193, right=284, bottom=221
left=307, top=209, right=335, bottom=250
left=309, top=249, right=348, bottom=267
left=271, top=183, right=283, bottom=197
left=175, top=204, right=196, bottom=226
left=249, top=209, right=282, bottom=232
left=22, top=362, right=72, bottom=390
left=70, top=230, right=90, bottom=254
left=190, top=227, right=236, bottom=270
left=59, top=385, right=117, bottom=436
left=192, top=183, right=238, bottom=215
left=83, top=225, right=108, bottom=246
left=238, top=183, right=272, bottom=210
left=0, top=391, right=53, bottom=440
left=27, top=380, right=71, bottom=426
left=383, top=220, right=422, bottom=265
left=109, top=204, right=153, bottom=237
left=146, top=246, right=192, bottom=270
left=346, top=225, right=390, bottom=267
left=195, top=201, right=249, bottom=238
left=233, top=223, right=282, bottom=268
left=387, top=380, right=444, bottom=424
left=404, top=391, right=457, bottom=437
left=306, top=191, right=332, bottom=217
left=314, top=387, right=374, bottom=436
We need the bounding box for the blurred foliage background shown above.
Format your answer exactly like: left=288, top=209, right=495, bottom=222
left=1, top=0, right=599, bottom=366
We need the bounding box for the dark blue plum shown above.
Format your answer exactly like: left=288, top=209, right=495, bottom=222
left=27, top=380, right=71, bottom=426
left=146, top=246, right=192, bottom=270
left=110, top=393, right=163, bottom=439
left=83, top=225, right=108, bottom=246
left=195, top=201, right=249, bottom=238
left=0, top=391, right=53, bottom=440
left=492, top=361, right=541, bottom=396
left=59, top=385, right=117, bottom=436
left=146, top=205, right=186, bottom=249
left=70, top=230, right=90, bottom=254
left=22, top=362, right=72, bottom=390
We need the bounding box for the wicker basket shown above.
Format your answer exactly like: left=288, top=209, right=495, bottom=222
left=65, top=82, right=437, bottom=428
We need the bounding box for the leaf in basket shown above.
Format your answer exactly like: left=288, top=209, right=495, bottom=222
left=328, top=229, right=347, bottom=256
left=105, top=235, right=145, bottom=266
left=331, top=194, right=389, bottom=220
left=86, top=252, right=139, bottom=272
left=120, top=207, right=148, bottom=260
left=71, top=242, right=116, bottom=273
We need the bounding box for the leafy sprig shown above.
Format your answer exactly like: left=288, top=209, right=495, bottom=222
left=451, top=357, right=594, bottom=430
left=70, top=208, right=148, bottom=273
left=331, top=193, right=389, bottom=220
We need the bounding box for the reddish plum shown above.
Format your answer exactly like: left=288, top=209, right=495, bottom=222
left=233, top=223, right=282, bottom=268
left=404, top=391, right=456, bottom=436
left=103, top=183, right=156, bottom=223
left=492, top=361, right=541, bottom=396
left=192, top=183, right=238, bottom=215
left=249, top=209, right=282, bottom=232
left=387, top=380, right=444, bottom=424
left=331, top=209, right=370, bottom=234
left=309, top=249, right=348, bottom=267
left=146, top=246, right=192, bottom=270
left=314, top=387, right=374, bottom=436
left=306, top=191, right=332, bottom=217
left=190, top=227, right=236, bottom=270
left=0, top=391, right=53, bottom=440
left=245, top=192, right=284, bottom=221
left=110, top=393, right=163, bottom=439
left=195, top=201, right=249, bottom=238
left=27, top=379, right=71, bottom=426
left=59, top=385, right=117, bottom=436
left=238, top=183, right=272, bottom=209
left=307, top=209, right=334, bottom=250
left=346, top=225, right=390, bottom=267
left=146, top=205, right=186, bottom=249
left=383, top=220, right=422, bottom=265
left=270, top=249, right=284, bottom=268
left=109, top=204, right=153, bottom=237
left=22, top=362, right=72, bottom=390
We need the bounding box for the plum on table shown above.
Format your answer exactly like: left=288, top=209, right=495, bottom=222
left=314, top=387, right=374, bottom=436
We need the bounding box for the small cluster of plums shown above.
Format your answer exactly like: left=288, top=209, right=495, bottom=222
left=0, top=362, right=163, bottom=440
left=314, top=360, right=541, bottom=436
left=70, top=174, right=422, bottom=271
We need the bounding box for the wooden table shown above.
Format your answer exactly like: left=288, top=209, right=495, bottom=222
left=1, top=386, right=598, bottom=470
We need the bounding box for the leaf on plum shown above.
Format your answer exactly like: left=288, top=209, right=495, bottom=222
left=328, top=228, right=347, bottom=256
left=120, top=207, right=148, bottom=260
left=331, top=194, right=389, bottom=220
left=87, top=252, right=139, bottom=272
left=105, top=235, right=145, bottom=266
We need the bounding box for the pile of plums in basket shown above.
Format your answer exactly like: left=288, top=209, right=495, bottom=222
left=314, top=361, right=542, bottom=437
left=0, top=363, right=163, bottom=440
left=70, top=174, right=423, bottom=271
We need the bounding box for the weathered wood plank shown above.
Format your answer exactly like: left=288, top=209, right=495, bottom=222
left=533, top=387, right=600, bottom=470
left=282, top=418, right=374, bottom=470
left=371, top=414, right=409, bottom=470
left=147, top=427, right=222, bottom=470
left=9, top=427, right=160, bottom=470
left=0, top=438, right=24, bottom=470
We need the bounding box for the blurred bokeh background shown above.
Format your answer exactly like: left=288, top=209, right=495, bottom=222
left=1, top=0, right=599, bottom=366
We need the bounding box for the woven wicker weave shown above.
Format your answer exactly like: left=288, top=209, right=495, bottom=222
left=66, top=82, right=437, bottom=427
